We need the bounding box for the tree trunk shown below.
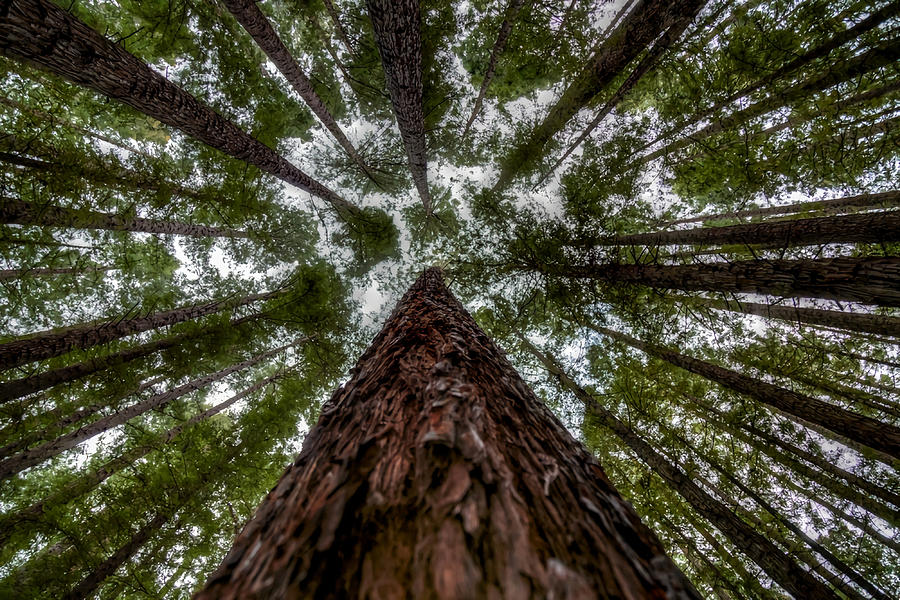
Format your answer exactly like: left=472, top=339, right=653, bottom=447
left=321, top=0, right=355, bottom=56
left=0, top=0, right=359, bottom=218
left=460, top=0, right=528, bottom=138
left=540, top=256, right=900, bottom=306
left=0, top=197, right=249, bottom=238
left=0, top=289, right=284, bottom=372
left=695, top=296, right=900, bottom=338
left=367, top=0, right=431, bottom=213
left=522, top=339, right=838, bottom=599
left=196, top=268, right=699, bottom=599
left=591, top=326, right=900, bottom=460
left=221, top=0, right=373, bottom=178
left=0, top=342, right=296, bottom=480
left=596, top=210, right=900, bottom=248
left=0, top=374, right=280, bottom=547
left=669, top=189, right=900, bottom=226
left=0, top=265, right=115, bottom=281
left=494, top=0, right=707, bottom=191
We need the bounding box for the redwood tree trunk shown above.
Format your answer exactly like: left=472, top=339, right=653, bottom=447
left=0, top=0, right=358, bottom=218
left=0, top=290, right=283, bottom=372
left=196, top=268, right=699, bottom=599
left=593, top=326, right=900, bottom=461
left=367, top=0, right=431, bottom=213
left=0, top=198, right=249, bottom=238
left=221, top=0, right=373, bottom=178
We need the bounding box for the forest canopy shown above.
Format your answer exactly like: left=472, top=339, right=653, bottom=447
left=0, top=0, right=898, bottom=598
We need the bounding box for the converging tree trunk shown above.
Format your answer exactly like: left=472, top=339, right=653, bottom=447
left=221, top=0, right=373, bottom=178
left=0, top=198, right=250, bottom=238
left=196, top=268, right=699, bottom=599
left=0, top=265, right=115, bottom=281
left=0, top=289, right=285, bottom=372
left=367, top=0, right=431, bottom=214
left=0, top=0, right=360, bottom=219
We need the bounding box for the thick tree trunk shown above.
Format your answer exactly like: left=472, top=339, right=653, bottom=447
left=0, top=289, right=284, bottom=372
left=695, top=297, right=900, bottom=338
left=0, top=265, right=114, bottom=280
left=494, top=0, right=707, bottom=191
left=196, top=268, right=699, bottom=599
left=522, top=339, right=838, bottom=599
left=0, top=197, right=249, bottom=238
left=669, top=190, right=900, bottom=226
left=460, top=0, right=528, bottom=138
left=0, top=342, right=296, bottom=480
left=540, top=256, right=900, bottom=306
left=367, top=0, right=431, bottom=213
left=0, top=0, right=359, bottom=218
left=221, top=0, right=373, bottom=178
left=596, top=210, right=900, bottom=248
left=592, top=325, right=900, bottom=461
left=0, top=374, right=280, bottom=547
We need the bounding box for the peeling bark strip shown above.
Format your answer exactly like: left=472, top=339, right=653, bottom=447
left=367, top=0, right=431, bottom=213
left=0, top=0, right=359, bottom=218
left=221, top=0, right=373, bottom=178
left=0, top=197, right=249, bottom=238
left=196, top=268, right=699, bottom=599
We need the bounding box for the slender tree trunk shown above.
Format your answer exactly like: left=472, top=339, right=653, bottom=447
left=321, top=0, right=355, bottom=56
left=494, top=0, right=707, bottom=191
left=0, top=265, right=115, bottom=280
left=594, top=210, right=900, bottom=248
left=694, top=296, right=900, bottom=338
left=196, top=269, right=699, bottom=599
left=221, top=0, right=373, bottom=178
left=591, top=325, right=900, bottom=460
left=669, top=190, right=900, bottom=226
left=0, top=289, right=284, bottom=372
left=0, top=342, right=296, bottom=480
left=0, top=197, right=249, bottom=238
left=367, top=0, right=431, bottom=213
left=522, top=339, right=838, bottom=599
left=0, top=374, right=280, bottom=547
left=0, top=0, right=359, bottom=218
left=460, top=0, right=528, bottom=138
left=536, top=256, right=900, bottom=306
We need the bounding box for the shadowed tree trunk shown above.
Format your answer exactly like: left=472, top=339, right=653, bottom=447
left=494, top=0, right=707, bottom=191
left=221, top=0, right=374, bottom=178
left=0, top=265, right=115, bottom=281
left=196, top=268, right=699, bottom=599
left=522, top=339, right=838, bottom=599
left=530, top=256, right=900, bottom=306
left=322, top=0, right=355, bottom=56
left=0, top=198, right=250, bottom=238
left=460, top=0, right=528, bottom=139
left=367, top=0, right=431, bottom=214
left=0, top=289, right=285, bottom=372
left=0, top=0, right=360, bottom=219
left=591, top=325, right=900, bottom=461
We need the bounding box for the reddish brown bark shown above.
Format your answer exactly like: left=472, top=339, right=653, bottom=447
left=0, top=0, right=359, bottom=218
left=367, top=0, right=431, bottom=213
left=196, top=268, right=698, bottom=599
left=523, top=340, right=838, bottom=600
left=593, top=326, right=900, bottom=461
left=0, top=290, right=284, bottom=372
left=221, top=0, right=373, bottom=178
left=0, top=197, right=249, bottom=238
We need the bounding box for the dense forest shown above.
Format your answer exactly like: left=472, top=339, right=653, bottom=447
left=0, top=0, right=898, bottom=597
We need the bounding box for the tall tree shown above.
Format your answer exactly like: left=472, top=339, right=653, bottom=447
left=367, top=0, right=431, bottom=213
left=196, top=269, right=699, bottom=598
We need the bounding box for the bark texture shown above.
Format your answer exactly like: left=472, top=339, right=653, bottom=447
left=0, top=290, right=283, bottom=372
left=593, top=326, right=900, bottom=461
left=367, top=0, right=431, bottom=213
left=221, top=0, right=372, bottom=177
left=0, top=197, right=249, bottom=238
left=523, top=341, right=838, bottom=600
left=196, top=268, right=699, bottom=599
left=0, top=0, right=358, bottom=217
